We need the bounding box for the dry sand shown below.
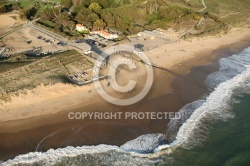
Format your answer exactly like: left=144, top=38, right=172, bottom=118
left=0, top=28, right=249, bottom=122
left=148, top=28, right=250, bottom=74
left=0, top=15, right=15, bottom=31
left=0, top=13, right=25, bottom=33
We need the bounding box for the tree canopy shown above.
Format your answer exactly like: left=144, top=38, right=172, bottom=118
left=89, top=2, right=102, bottom=14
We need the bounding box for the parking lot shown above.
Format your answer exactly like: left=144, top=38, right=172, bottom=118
left=2, top=26, right=68, bottom=55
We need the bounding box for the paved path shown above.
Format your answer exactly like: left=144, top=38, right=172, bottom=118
left=220, top=12, right=240, bottom=19
left=199, top=0, right=207, bottom=12
left=178, top=17, right=204, bottom=39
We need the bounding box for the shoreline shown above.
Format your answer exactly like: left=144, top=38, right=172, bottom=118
left=0, top=28, right=250, bottom=160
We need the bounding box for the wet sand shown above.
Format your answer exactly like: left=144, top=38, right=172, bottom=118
left=0, top=32, right=250, bottom=161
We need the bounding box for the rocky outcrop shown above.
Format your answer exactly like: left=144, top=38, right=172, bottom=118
left=120, top=133, right=167, bottom=153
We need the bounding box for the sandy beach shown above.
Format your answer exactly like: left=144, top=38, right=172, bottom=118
left=149, top=28, right=250, bottom=75
left=0, top=28, right=250, bottom=160
left=0, top=28, right=249, bottom=123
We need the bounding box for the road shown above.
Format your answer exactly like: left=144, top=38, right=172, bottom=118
left=26, top=20, right=68, bottom=43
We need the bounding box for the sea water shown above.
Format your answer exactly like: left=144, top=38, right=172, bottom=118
left=161, top=47, right=250, bottom=165
left=161, top=94, right=250, bottom=166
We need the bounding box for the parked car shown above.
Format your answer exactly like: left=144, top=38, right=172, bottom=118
left=61, top=42, right=67, bottom=46
left=75, top=39, right=81, bottom=43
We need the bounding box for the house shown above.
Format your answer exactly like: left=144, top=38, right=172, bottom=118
left=76, top=24, right=88, bottom=32
left=91, top=30, right=118, bottom=40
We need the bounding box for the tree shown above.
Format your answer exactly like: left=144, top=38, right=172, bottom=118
left=0, top=5, right=6, bottom=13
left=75, top=8, right=92, bottom=28
left=63, top=20, right=75, bottom=33
left=87, top=13, right=99, bottom=28
left=73, top=5, right=85, bottom=13
left=93, top=19, right=106, bottom=30
left=19, top=7, right=37, bottom=20
left=101, top=10, right=115, bottom=27
left=75, top=8, right=99, bottom=29
left=40, top=7, right=54, bottom=20
left=12, top=3, right=21, bottom=10
left=60, top=0, right=72, bottom=8
left=89, top=2, right=102, bottom=14
left=19, top=8, right=28, bottom=19
left=72, top=0, right=81, bottom=6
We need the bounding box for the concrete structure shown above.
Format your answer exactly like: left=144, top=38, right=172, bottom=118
left=70, top=42, right=91, bottom=54
left=138, top=30, right=166, bottom=40
left=138, top=30, right=155, bottom=39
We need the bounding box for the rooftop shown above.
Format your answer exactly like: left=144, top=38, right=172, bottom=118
left=76, top=24, right=84, bottom=27
left=98, top=30, right=110, bottom=37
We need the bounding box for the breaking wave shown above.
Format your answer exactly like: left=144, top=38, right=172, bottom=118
left=167, top=47, right=250, bottom=149
left=3, top=47, right=250, bottom=165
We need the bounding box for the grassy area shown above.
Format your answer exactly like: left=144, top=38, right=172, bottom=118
left=20, top=1, right=35, bottom=8
left=48, top=0, right=60, bottom=2
left=0, top=61, right=34, bottom=73
left=2, top=0, right=36, bottom=7
left=0, top=49, right=93, bottom=102
left=166, top=0, right=250, bottom=27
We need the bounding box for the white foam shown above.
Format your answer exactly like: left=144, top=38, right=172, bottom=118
left=171, top=65, right=250, bottom=149
left=205, top=47, right=250, bottom=90
left=2, top=145, right=121, bottom=165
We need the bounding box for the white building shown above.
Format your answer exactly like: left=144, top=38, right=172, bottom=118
left=91, top=30, right=118, bottom=40
left=138, top=30, right=167, bottom=40
left=138, top=30, right=155, bottom=39
left=76, top=24, right=88, bottom=32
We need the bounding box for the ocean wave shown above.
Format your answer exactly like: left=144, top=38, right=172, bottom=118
left=205, top=47, right=250, bottom=90
left=2, top=144, right=162, bottom=166
left=172, top=61, right=250, bottom=149
left=166, top=100, right=205, bottom=142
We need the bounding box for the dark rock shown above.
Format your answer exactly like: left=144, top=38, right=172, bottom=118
left=120, top=133, right=167, bottom=154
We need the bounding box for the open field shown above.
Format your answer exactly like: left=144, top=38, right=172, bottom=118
left=0, top=49, right=93, bottom=103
